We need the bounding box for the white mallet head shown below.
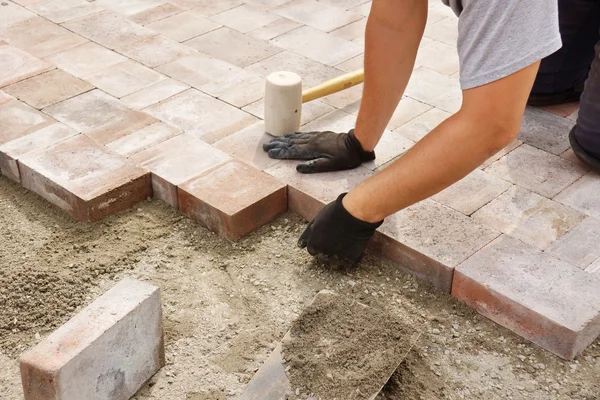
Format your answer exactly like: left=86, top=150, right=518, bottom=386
left=264, top=71, right=302, bottom=137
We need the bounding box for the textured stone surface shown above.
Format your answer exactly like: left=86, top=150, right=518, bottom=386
left=19, top=277, right=164, bottom=400
left=393, top=107, right=451, bottom=142
left=363, top=130, right=414, bottom=171
left=44, top=90, right=157, bottom=144
left=248, top=17, right=301, bottom=41
left=213, top=122, right=279, bottom=171
left=432, top=169, right=512, bottom=216
left=121, top=78, right=189, bottom=110
left=472, top=186, right=586, bottom=250
left=46, top=42, right=128, bottom=78
left=83, top=60, right=166, bottom=98
left=3, top=69, right=93, bottom=109
left=146, top=11, right=220, bottom=42
left=453, top=235, right=600, bottom=360
left=129, top=3, right=183, bottom=25
left=179, top=160, right=287, bottom=241
left=414, top=39, right=459, bottom=76
left=0, top=45, right=53, bottom=88
left=0, top=100, right=55, bottom=145
left=131, top=134, right=231, bottom=207
left=106, top=122, right=181, bottom=157
left=218, top=78, right=264, bottom=108
left=116, top=35, right=196, bottom=68
left=0, top=123, right=78, bottom=182
left=518, top=107, right=574, bottom=155
left=273, top=0, right=362, bottom=32
left=94, top=0, right=166, bottom=16
left=145, top=89, right=257, bottom=143
left=211, top=4, right=279, bottom=33
left=27, top=0, right=104, bottom=23
left=545, top=217, right=600, bottom=269
left=404, top=68, right=461, bottom=113
left=19, top=135, right=151, bottom=221
left=485, top=144, right=587, bottom=199
left=480, top=139, right=522, bottom=169
left=555, top=172, right=600, bottom=219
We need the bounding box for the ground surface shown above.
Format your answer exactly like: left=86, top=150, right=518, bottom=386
left=2, top=177, right=600, bottom=400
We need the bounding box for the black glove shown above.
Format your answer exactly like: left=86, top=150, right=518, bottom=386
left=263, top=129, right=375, bottom=174
left=298, top=193, right=383, bottom=266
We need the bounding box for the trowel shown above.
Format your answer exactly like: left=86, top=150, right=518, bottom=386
left=238, top=290, right=421, bottom=400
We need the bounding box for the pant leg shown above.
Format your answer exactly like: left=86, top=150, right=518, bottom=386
left=531, top=0, right=600, bottom=94
left=573, top=30, right=600, bottom=160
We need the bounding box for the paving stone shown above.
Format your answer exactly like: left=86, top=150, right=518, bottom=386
left=179, top=160, right=287, bottom=241
left=27, top=0, right=104, bottom=23
left=560, top=147, right=591, bottom=171
left=83, top=60, right=166, bottom=98
left=545, top=217, right=600, bottom=269
left=44, top=89, right=157, bottom=144
left=555, top=172, right=600, bottom=219
left=344, top=96, right=432, bottom=131
left=19, top=135, right=151, bottom=221
left=423, top=16, right=458, bottom=46
left=0, top=123, right=78, bottom=182
left=0, top=100, right=55, bottom=145
left=414, top=39, right=459, bottom=76
left=121, top=78, right=189, bottom=109
left=131, top=134, right=231, bottom=207
left=244, top=0, right=293, bottom=9
left=63, top=11, right=156, bottom=49
left=405, top=67, right=462, bottom=113
left=19, top=277, right=164, bottom=400
left=116, top=35, right=196, bottom=68
left=349, top=1, right=371, bottom=16
left=393, top=107, right=451, bottom=142
left=218, top=78, right=264, bottom=108
left=537, top=101, right=579, bottom=118
left=243, top=97, right=336, bottom=126
left=106, top=122, right=181, bottom=157
left=3, top=69, right=93, bottom=109
left=335, top=53, right=364, bottom=72
left=453, top=235, right=600, bottom=360
left=472, top=186, right=586, bottom=250
left=363, top=130, right=414, bottom=171
left=273, top=0, right=362, bottom=32
left=180, top=0, right=243, bottom=16
left=271, top=26, right=363, bottom=67
left=0, top=1, right=39, bottom=29
left=485, top=144, right=588, bottom=199
left=45, top=42, right=127, bottom=78
left=248, top=17, right=302, bottom=41
left=245, top=50, right=343, bottom=88
left=211, top=4, right=279, bottom=33
left=0, top=45, right=53, bottom=88
left=185, top=27, right=282, bottom=68
left=129, top=3, right=183, bottom=25
left=318, top=0, right=368, bottom=9
left=480, top=139, right=522, bottom=169
left=0, top=90, right=13, bottom=106
left=95, top=0, right=166, bottom=16
left=330, top=17, right=366, bottom=41
left=321, top=84, right=364, bottom=110
left=519, top=106, right=574, bottom=155
left=586, top=258, right=600, bottom=274
left=301, top=109, right=356, bottom=132
left=567, top=109, right=578, bottom=121
left=432, top=169, right=512, bottom=216
left=213, top=121, right=279, bottom=171
left=1, top=16, right=88, bottom=58
left=146, top=11, right=220, bottom=42
left=265, top=160, right=373, bottom=220
left=145, top=89, right=257, bottom=143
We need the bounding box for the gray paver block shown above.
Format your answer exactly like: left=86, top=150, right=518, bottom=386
left=19, top=277, right=165, bottom=400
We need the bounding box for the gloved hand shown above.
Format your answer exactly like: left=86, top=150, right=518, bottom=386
left=263, top=129, right=375, bottom=174
left=298, top=193, right=383, bottom=266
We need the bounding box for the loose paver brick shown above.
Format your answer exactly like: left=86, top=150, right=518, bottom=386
left=129, top=3, right=184, bottom=25
left=45, top=42, right=127, bottom=78
left=213, top=121, right=279, bottom=171
left=146, top=11, right=221, bottom=42
left=83, top=60, right=166, bottom=98
left=3, top=69, right=93, bottom=109
left=27, top=0, right=104, bottom=23
left=121, top=78, right=189, bottom=110
left=273, top=0, right=362, bottom=32
left=144, top=89, right=257, bottom=143
left=271, top=26, right=363, bottom=67
left=116, top=35, right=197, bottom=68
left=518, top=106, right=574, bottom=155
left=63, top=11, right=156, bottom=49
left=130, top=134, right=231, bottom=207
left=555, top=172, right=600, bottom=219
left=0, top=45, right=53, bottom=88
left=106, top=122, right=181, bottom=157
left=432, top=169, right=512, bottom=216
left=0, top=100, right=55, bottom=145
left=44, top=89, right=157, bottom=145
left=19, top=277, right=164, bottom=400
left=179, top=160, right=287, bottom=241
left=485, top=144, right=588, bottom=199
left=472, top=186, right=586, bottom=250
left=453, top=235, right=600, bottom=360
left=19, top=135, right=151, bottom=221
left=185, top=27, right=282, bottom=68
left=211, top=4, right=280, bottom=33
left=0, top=123, right=78, bottom=182
left=545, top=217, right=600, bottom=269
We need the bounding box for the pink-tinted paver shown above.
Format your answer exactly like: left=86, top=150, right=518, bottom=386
left=0, top=100, right=55, bottom=145
left=129, top=3, right=184, bottom=26
left=19, top=135, right=151, bottom=222
left=555, top=172, right=600, bottom=219
left=453, top=235, right=600, bottom=360
left=27, top=0, right=104, bottom=23
left=45, top=42, right=127, bottom=78
left=0, top=45, right=53, bottom=88
left=106, top=122, right=181, bottom=157
left=121, top=78, right=189, bottom=110
left=211, top=4, right=280, bottom=33
left=213, top=122, right=279, bottom=171
left=545, top=217, right=600, bottom=269
left=273, top=0, right=363, bottom=33
left=130, top=134, right=231, bottom=207
left=83, top=60, right=166, bottom=98
left=248, top=17, right=302, bottom=41
left=146, top=11, right=220, bottom=42
left=116, top=35, right=197, bottom=68
left=179, top=160, right=287, bottom=241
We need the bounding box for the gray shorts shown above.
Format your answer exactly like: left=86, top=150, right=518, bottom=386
left=442, top=0, right=562, bottom=89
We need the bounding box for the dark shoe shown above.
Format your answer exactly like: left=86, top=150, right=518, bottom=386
left=569, top=127, right=600, bottom=173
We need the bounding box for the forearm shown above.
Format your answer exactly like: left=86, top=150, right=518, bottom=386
left=354, top=0, right=428, bottom=152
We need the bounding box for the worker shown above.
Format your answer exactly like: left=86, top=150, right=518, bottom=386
left=528, top=0, right=600, bottom=172
left=263, top=0, right=564, bottom=265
